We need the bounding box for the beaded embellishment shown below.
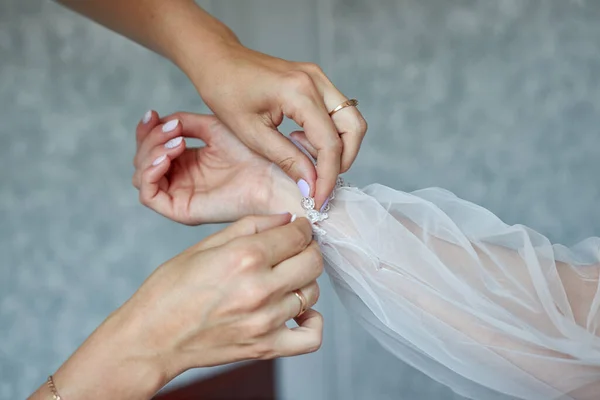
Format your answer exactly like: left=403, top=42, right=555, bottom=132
left=300, top=177, right=346, bottom=236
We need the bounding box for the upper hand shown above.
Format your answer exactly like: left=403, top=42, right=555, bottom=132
left=185, top=44, right=368, bottom=208
left=132, top=111, right=278, bottom=224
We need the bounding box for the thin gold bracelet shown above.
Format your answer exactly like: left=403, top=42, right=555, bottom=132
left=47, top=375, right=62, bottom=400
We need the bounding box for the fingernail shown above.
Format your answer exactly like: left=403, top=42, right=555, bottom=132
left=165, top=136, right=183, bottom=149
left=290, top=214, right=297, bottom=222
left=152, top=154, right=167, bottom=166
left=142, top=110, right=152, bottom=124
left=162, top=119, right=179, bottom=133
left=297, top=179, right=310, bottom=197
left=320, top=198, right=329, bottom=212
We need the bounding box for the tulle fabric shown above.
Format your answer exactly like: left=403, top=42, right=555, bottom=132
left=309, top=183, right=600, bottom=400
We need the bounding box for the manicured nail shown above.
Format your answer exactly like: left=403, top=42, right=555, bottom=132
left=290, top=214, right=297, bottom=222
left=142, top=110, right=152, bottom=124
left=165, top=136, right=183, bottom=149
left=152, top=154, right=167, bottom=166
left=162, top=119, right=179, bottom=133
left=320, top=198, right=329, bottom=212
left=297, top=179, right=310, bottom=197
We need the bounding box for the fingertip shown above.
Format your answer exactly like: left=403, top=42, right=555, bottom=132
left=314, top=177, right=336, bottom=210
left=142, top=110, right=153, bottom=125
left=286, top=159, right=318, bottom=197
left=151, top=154, right=168, bottom=168
left=136, top=109, right=158, bottom=142
left=141, top=154, right=170, bottom=194
left=162, top=118, right=182, bottom=134
left=164, top=136, right=186, bottom=151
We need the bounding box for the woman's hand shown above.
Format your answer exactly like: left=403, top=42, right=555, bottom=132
left=132, top=111, right=282, bottom=225
left=182, top=43, right=368, bottom=208
left=33, top=214, right=323, bottom=400
left=58, top=0, right=367, bottom=208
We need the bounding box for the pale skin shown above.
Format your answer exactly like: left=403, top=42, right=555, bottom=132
left=30, top=214, right=323, bottom=399
left=57, top=0, right=368, bottom=209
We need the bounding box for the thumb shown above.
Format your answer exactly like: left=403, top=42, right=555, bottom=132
left=160, top=112, right=220, bottom=144
left=243, top=122, right=317, bottom=196
left=193, top=213, right=295, bottom=252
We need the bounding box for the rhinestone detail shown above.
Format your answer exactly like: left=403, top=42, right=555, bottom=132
left=301, top=197, right=315, bottom=210
left=299, top=177, right=348, bottom=236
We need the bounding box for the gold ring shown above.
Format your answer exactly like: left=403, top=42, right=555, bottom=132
left=293, top=289, right=307, bottom=318
left=329, top=99, right=358, bottom=116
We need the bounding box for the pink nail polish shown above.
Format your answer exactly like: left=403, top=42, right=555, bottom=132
left=152, top=154, right=167, bottom=166
left=297, top=179, right=310, bottom=197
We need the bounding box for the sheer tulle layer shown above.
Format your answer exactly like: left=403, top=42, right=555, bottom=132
left=317, top=185, right=600, bottom=400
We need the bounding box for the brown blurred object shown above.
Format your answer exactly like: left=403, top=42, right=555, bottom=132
left=154, top=361, right=276, bottom=400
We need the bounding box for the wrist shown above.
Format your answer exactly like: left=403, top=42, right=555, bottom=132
left=263, top=165, right=305, bottom=216
left=166, top=4, right=242, bottom=90
left=51, top=307, right=169, bottom=400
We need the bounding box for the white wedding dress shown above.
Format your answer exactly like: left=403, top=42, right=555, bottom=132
left=272, top=164, right=600, bottom=400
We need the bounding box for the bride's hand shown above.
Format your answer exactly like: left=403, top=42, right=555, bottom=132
left=132, top=111, right=279, bottom=224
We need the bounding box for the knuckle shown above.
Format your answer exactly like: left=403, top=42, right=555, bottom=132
left=308, top=243, right=324, bottom=276
left=344, top=115, right=368, bottom=139
left=312, top=283, right=321, bottom=305
left=244, top=314, right=273, bottom=338
left=285, top=70, right=315, bottom=93
left=237, top=280, right=268, bottom=310
left=236, top=215, right=259, bottom=234
left=234, top=244, right=266, bottom=270
left=356, top=116, right=368, bottom=135
left=277, top=156, right=297, bottom=175
left=340, top=156, right=354, bottom=173
left=131, top=173, right=140, bottom=189
left=138, top=188, right=150, bottom=207
left=301, top=62, right=325, bottom=77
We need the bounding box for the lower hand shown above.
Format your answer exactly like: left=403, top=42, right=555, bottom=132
left=47, top=214, right=323, bottom=399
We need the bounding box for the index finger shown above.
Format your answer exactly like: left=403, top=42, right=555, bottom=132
left=192, top=213, right=294, bottom=253
left=281, top=81, right=342, bottom=209
left=242, top=216, right=314, bottom=268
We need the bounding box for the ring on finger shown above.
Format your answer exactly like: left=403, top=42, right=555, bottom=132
left=293, top=289, right=308, bottom=318
left=328, top=99, right=359, bottom=117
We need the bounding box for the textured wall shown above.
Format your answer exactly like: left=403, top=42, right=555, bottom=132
left=1, top=0, right=600, bottom=399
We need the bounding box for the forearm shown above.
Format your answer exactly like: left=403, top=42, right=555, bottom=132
left=28, top=307, right=168, bottom=400
left=56, top=0, right=240, bottom=73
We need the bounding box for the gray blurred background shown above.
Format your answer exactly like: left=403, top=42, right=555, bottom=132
left=1, top=0, right=600, bottom=399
